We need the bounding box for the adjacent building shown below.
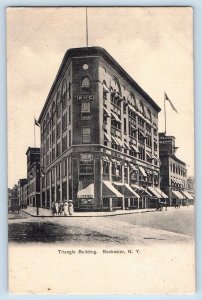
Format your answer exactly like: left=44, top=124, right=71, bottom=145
left=38, top=46, right=169, bottom=211
left=26, top=147, right=41, bottom=207
left=18, top=178, right=28, bottom=208
left=159, top=132, right=193, bottom=205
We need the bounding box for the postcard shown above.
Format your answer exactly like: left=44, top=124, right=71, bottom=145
left=7, top=7, right=195, bottom=294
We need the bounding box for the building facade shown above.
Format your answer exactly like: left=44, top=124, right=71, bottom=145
left=18, top=178, right=28, bottom=208
left=159, top=132, right=193, bottom=205
left=38, top=47, right=166, bottom=211
left=26, top=147, right=41, bottom=207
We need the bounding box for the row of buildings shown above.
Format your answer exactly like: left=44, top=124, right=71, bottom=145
left=16, top=47, right=194, bottom=211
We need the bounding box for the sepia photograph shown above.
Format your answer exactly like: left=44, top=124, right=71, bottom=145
left=7, top=6, right=195, bottom=294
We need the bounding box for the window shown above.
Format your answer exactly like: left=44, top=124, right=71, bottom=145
left=68, top=156, right=72, bottom=176
left=82, top=127, right=91, bottom=143
left=56, top=164, right=60, bottom=180
left=68, top=82, right=71, bottom=99
left=56, top=92, right=61, bottom=118
left=124, top=118, right=127, bottom=134
left=56, top=142, right=61, bottom=157
left=124, top=167, right=128, bottom=179
left=62, top=112, right=67, bottom=131
left=103, top=161, right=109, bottom=175
left=52, top=129, right=55, bottom=144
left=81, top=101, right=90, bottom=119
left=62, top=79, right=67, bottom=109
left=80, top=153, right=93, bottom=174
left=68, top=105, right=71, bottom=124
left=69, top=130, right=71, bottom=147
left=62, top=158, right=67, bottom=177
left=52, top=147, right=55, bottom=161
left=56, top=122, right=61, bottom=138
left=62, top=135, right=67, bottom=152
left=51, top=169, right=55, bottom=184
left=81, top=76, right=90, bottom=91
left=138, top=146, right=145, bottom=160
left=146, top=134, right=152, bottom=147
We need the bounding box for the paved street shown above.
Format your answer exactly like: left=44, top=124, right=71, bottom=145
left=8, top=206, right=194, bottom=246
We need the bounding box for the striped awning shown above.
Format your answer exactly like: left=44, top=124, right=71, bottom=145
left=181, top=190, right=194, bottom=200
left=147, top=186, right=161, bottom=198
left=103, top=181, right=123, bottom=198
left=104, top=132, right=111, bottom=142
left=139, top=166, right=147, bottom=177
left=77, top=183, right=94, bottom=199
left=130, top=144, right=139, bottom=153
left=103, top=107, right=111, bottom=117
left=172, top=190, right=184, bottom=200
left=154, top=187, right=168, bottom=199
left=111, top=112, right=122, bottom=123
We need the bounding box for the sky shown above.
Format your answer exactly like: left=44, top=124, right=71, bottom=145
left=7, top=7, right=194, bottom=188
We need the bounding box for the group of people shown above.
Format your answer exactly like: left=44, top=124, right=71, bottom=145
left=52, top=200, right=74, bottom=216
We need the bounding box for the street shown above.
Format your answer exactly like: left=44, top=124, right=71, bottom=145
left=8, top=206, right=194, bottom=246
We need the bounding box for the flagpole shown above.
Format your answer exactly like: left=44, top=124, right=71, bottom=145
left=34, top=117, right=36, bottom=147
left=86, top=7, right=88, bottom=47
left=164, top=92, right=167, bottom=134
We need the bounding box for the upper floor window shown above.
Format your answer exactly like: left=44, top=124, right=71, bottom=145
left=82, top=127, right=91, bottom=144
left=81, top=76, right=90, bottom=91
left=80, top=153, right=93, bottom=174
left=81, top=101, right=90, bottom=119
left=62, top=79, right=67, bottom=109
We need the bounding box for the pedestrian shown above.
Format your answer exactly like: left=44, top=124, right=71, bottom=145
left=64, top=200, right=68, bottom=216
left=55, top=201, right=59, bottom=216
left=52, top=201, right=56, bottom=216
left=59, top=201, right=64, bottom=216
left=68, top=200, right=74, bottom=216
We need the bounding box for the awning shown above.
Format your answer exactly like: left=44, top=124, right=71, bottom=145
left=124, top=184, right=140, bottom=198
left=115, top=137, right=125, bottom=148
left=104, top=132, right=111, bottom=142
left=77, top=183, right=94, bottom=199
left=130, top=144, right=139, bottom=153
left=103, top=107, right=111, bottom=117
left=181, top=190, right=194, bottom=200
left=146, top=151, right=152, bottom=158
left=124, top=142, right=130, bottom=150
left=172, top=190, right=184, bottom=200
left=147, top=186, right=161, bottom=198
left=131, top=125, right=137, bottom=132
left=103, top=83, right=109, bottom=93
left=139, top=166, right=147, bottom=177
left=111, top=136, right=119, bottom=145
left=103, top=181, right=123, bottom=198
left=111, top=112, right=122, bottom=123
left=154, top=187, right=168, bottom=199
left=129, top=164, right=138, bottom=171
left=139, top=130, right=146, bottom=138
left=128, top=104, right=136, bottom=113
left=131, top=184, right=139, bottom=190
left=114, top=183, right=140, bottom=198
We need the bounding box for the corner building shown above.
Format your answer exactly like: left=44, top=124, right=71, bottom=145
left=38, top=47, right=162, bottom=211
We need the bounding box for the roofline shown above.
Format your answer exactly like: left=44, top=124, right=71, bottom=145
left=169, top=154, right=186, bottom=166
left=38, top=46, right=161, bottom=123
left=25, top=147, right=40, bottom=155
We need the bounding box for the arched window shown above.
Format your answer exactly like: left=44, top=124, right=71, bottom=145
left=127, top=92, right=136, bottom=108
left=146, top=108, right=152, bottom=122
left=81, top=76, right=90, bottom=91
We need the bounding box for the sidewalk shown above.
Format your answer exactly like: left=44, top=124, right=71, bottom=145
left=21, top=206, right=156, bottom=217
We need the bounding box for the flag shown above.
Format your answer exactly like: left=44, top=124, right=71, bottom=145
left=34, top=118, right=40, bottom=127
left=165, top=92, right=178, bottom=113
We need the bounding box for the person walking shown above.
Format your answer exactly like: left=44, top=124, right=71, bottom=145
left=55, top=202, right=59, bottom=216
left=52, top=201, right=56, bottom=216
left=68, top=200, right=74, bottom=216
left=59, top=201, right=64, bottom=216
left=63, top=200, right=68, bottom=216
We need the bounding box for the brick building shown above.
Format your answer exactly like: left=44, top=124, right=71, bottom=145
left=26, top=147, right=41, bottom=207
left=159, top=132, right=193, bottom=205
left=38, top=46, right=167, bottom=211
left=18, top=178, right=28, bottom=208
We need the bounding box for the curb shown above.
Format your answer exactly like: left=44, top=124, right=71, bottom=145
left=21, top=209, right=156, bottom=218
